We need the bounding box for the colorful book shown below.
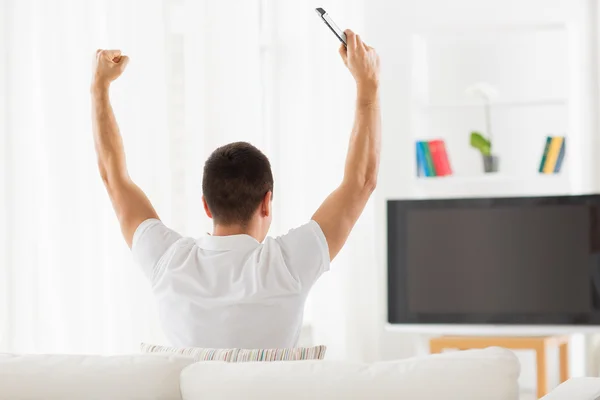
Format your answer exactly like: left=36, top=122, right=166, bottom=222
left=420, top=141, right=436, bottom=177
left=538, top=136, right=552, bottom=173
left=439, top=142, right=453, bottom=175
left=554, top=137, right=566, bottom=173
left=416, top=142, right=426, bottom=177
left=543, top=136, right=564, bottom=173
left=417, top=141, right=435, bottom=176
left=429, top=139, right=452, bottom=176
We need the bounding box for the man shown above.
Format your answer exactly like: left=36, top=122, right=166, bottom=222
left=91, top=29, right=380, bottom=348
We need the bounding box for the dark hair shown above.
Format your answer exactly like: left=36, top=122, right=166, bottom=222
left=202, top=142, right=274, bottom=226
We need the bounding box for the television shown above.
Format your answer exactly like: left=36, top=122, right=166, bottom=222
left=387, top=195, right=600, bottom=326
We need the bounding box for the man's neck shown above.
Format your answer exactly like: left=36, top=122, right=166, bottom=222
left=213, top=224, right=261, bottom=241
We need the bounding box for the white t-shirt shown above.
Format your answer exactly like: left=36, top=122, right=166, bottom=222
left=132, top=219, right=330, bottom=349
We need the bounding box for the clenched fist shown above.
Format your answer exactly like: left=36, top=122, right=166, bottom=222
left=339, top=30, right=380, bottom=90
left=92, top=49, right=129, bottom=89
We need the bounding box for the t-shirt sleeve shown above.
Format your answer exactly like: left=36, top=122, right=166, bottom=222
left=131, top=218, right=182, bottom=283
left=274, top=220, right=331, bottom=290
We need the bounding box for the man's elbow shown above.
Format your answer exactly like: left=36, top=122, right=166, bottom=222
left=364, top=176, right=377, bottom=193
left=98, top=163, right=111, bottom=187
left=343, top=174, right=378, bottom=194
left=362, top=163, right=379, bottom=193
left=97, top=162, right=128, bottom=191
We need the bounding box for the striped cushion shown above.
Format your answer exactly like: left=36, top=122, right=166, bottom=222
left=141, top=343, right=326, bottom=362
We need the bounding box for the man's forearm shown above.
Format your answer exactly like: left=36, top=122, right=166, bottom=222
left=91, top=85, right=129, bottom=185
left=343, top=83, right=381, bottom=191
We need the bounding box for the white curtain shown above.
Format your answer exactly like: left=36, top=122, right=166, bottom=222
left=1, top=0, right=379, bottom=361
left=0, top=0, right=171, bottom=353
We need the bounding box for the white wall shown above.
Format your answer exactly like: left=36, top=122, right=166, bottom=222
left=365, top=0, right=600, bottom=392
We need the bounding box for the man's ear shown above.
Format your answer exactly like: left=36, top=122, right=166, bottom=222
left=202, top=196, right=213, bottom=219
left=262, top=191, right=272, bottom=217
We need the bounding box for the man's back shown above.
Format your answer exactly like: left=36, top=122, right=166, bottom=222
left=133, top=219, right=329, bottom=348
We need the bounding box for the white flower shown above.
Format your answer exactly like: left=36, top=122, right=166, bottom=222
left=465, top=82, right=499, bottom=103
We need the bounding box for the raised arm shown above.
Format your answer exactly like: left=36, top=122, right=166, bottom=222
left=91, top=49, right=159, bottom=248
left=312, top=30, right=381, bottom=261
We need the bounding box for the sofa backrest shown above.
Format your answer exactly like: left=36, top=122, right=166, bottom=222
left=0, top=353, right=194, bottom=400
left=541, top=378, right=600, bottom=399
left=0, top=347, right=520, bottom=400
left=180, top=347, right=520, bottom=400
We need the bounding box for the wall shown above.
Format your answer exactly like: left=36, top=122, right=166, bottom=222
left=364, top=0, right=599, bottom=392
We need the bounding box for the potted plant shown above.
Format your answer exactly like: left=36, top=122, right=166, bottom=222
left=466, top=83, right=499, bottom=173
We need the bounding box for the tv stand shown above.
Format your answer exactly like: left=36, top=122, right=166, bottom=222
left=429, top=335, right=569, bottom=399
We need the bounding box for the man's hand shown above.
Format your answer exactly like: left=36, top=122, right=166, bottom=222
left=92, top=49, right=130, bottom=90
left=338, top=30, right=380, bottom=92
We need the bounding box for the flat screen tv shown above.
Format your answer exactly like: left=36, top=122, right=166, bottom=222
left=387, top=195, right=600, bottom=326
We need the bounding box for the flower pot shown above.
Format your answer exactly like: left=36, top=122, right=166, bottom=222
left=483, top=154, right=499, bottom=173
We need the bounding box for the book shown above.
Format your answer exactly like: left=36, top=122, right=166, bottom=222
left=416, top=141, right=426, bottom=177
left=420, top=141, right=436, bottom=177
left=428, top=140, right=444, bottom=176
left=543, top=136, right=564, bottom=174
left=538, top=136, right=552, bottom=173
left=429, top=139, right=452, bottom=176
left=554, top=137, right=566, bottom=173
left=440, top=142, right=453, bottom=175
left=416, top=141, right=435, bottom=177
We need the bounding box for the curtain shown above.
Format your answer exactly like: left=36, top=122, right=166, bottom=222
left=1, top=0, right=378, bottom=361
left=0, top=0, right=171, bottom=353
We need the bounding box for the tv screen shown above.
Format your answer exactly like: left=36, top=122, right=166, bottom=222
left=387, top=195, right=600, bottom=325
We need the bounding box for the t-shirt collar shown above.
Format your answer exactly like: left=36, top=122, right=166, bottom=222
left=196, top=234, right=260, bottom=251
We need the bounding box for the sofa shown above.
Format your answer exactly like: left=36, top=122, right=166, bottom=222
left=0, top=347, right=596, bottom=399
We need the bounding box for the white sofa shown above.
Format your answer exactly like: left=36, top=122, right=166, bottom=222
left=541, top=378, right=600, bottom=399
left=0, top=347, right=595, bottom=399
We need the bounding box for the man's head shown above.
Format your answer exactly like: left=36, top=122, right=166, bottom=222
left=202, top=142, right=274, bottom=240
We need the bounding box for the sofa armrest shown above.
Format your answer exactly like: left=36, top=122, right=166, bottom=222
left=542, top=378, right=600, bottom=399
